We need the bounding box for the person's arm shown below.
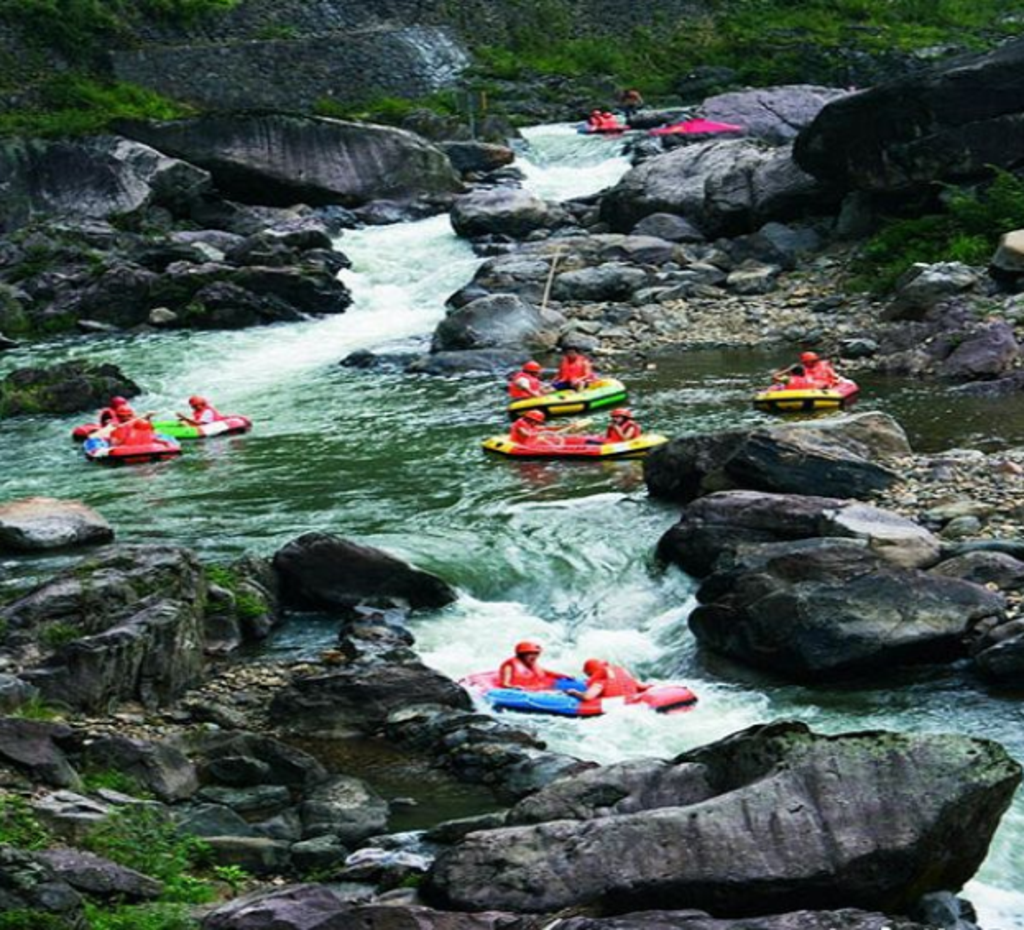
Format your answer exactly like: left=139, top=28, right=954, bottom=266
left=177, top=412, right=199, bottom=425
left=567, top=681, right=604, bottom=701
left=771, top=365, right=795, bottom=383
left=499, top=662, right=514, bottom=688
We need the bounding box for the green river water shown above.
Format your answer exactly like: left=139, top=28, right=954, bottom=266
left=1, top=125, right=1023, bottom=925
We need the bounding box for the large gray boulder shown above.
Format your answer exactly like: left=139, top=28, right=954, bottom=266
left=688, top=538, right=1003, bottom=677
left=78, top=735, right=199, bottom=802
left=701, top=85, right=850, bottom=145
left=0, top=497, right=113, bottom=553
left=938, top=320, right=1021, bottom=381
left=0, top=846, right=86, bottom=928
left=0, top=134, right=210, bottom=233
left=450, top=188, right=565, bottom=239
left=644, top=412, right=910, bottom=505
left=272, top=532, right=456, bottom=614
left=202, top=885, right=510, bottom=930
left=600, top=139, right=838, bottom=237
left=432, top=294, right=553, bottom=353
left=269, top=661, right=472, bottom=737
left=3, top=546, right=207, bottom=712
left=795, top=38, right=1024, bottom=192
left=36, top=848, right=163, bottom=902
left=0, top=717, right=80, bottom=788
left=553, top=910, right=944, bottom=930
left=425, top=721, right=1021, bottom=915
left=551, top=263, right=648, bottom=302
left=119, top=114, right=461, bottom=207
left=658, top=491, right=942, bottom=578
left=299, top=774, right=389, bottom=844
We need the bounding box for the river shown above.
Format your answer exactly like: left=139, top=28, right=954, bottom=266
left=1, top=123, right=1022, bottom=926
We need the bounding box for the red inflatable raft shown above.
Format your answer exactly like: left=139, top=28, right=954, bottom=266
left=649, top=118, right=744, bottom=137
left=73, top=415, right=252, bottom=442
left=461, top=670, right=698, bottom=718
left=82, top=434, right=182, bottom=466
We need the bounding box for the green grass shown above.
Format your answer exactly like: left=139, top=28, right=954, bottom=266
left=8, top=697, right=63, bottom=721
left=0, top=75, right=194, bottom=138
left=82, top=805, right=214, bottom=903
left=468, top=0, right=1024, bottom=99
left=80, top=768, right=151, bottom=797
left=0, top=912, right=68, bottom=930
left=0, top=794, right=53, bottom=849
left=39, top=621, right=81, bottom=650
left=314, top=92, right=459, bottom=125
left=0, top=0, right=239, bottom=64
left=85, top=903, right=199, bottom=930
left=849, top=169, right=1024, bottom=292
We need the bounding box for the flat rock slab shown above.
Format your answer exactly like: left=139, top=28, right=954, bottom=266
left=0, top=497, right=113, bottom=552
left=37, top=848, right=163, bottom=901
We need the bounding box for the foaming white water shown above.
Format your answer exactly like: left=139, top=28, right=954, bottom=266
left=411, top=592, right=769, bottom=766
left=518, top=123, right=632, bottom=201
left=143, top=214, right=477, bottom=408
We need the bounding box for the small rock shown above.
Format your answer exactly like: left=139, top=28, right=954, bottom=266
left=148, top=306, right=178, bottom=326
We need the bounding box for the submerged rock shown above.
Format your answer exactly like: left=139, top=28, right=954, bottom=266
left=425, top=722, right=1020, bottom=915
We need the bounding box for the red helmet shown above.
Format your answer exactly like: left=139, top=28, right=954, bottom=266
left=523, top=361, right=542, bottom=373
left=110, top=396, right=128, bottom=406
left=611, top=408, right=632, bottom=419
left=583, top=658, right=607, bottom=676
left=515, top=640, right=542, bottom=655
left=188, top=395, right=207, bottom=408
left=800, top=352, right=819, bottom=363
left=524, top=409, right=546, bottom=422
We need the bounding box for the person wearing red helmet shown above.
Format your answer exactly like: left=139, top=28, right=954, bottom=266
left=499, top=641, right=570, bottom=689
left=566, top=658, right=649, bottom=702
left=509, top=360, right=551, bottom=400
left=553, top=345, right=597, bottom=391
left=606, top=408, right=642, bottom=442
left=176, top=395, right=223, bottom=426
left=772, top=350, right=839, bottom=388
left=799, top=351, right=839, bottom=388
left=97, top=395, right=136, bottom=427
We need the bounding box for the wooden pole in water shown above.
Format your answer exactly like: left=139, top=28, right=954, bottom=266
left=540, top=246, right=563, bottom=313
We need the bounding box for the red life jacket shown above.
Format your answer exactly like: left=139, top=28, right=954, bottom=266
left=805, top=360, right=838, bottom=387
left=510, top=418, right=539, bottom=444
left=499, top=657, right=552, bottom=689
left=509, top=372, right=545, bottom=399
left=783, top=374, right=817, bottom=391
left=607, top=419, right=641, bottom=442
left=588, top=664, right=640, bottom=699
left=556, top=355, right=594, bottom=385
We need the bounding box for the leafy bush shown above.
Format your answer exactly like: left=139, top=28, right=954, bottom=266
left=0, top=75, right=194, bottom=138
left=80, top=768, right=149, bottom=797
left=0, top=911, right=67, bottom=930
left=0, top=794, right=53, bottom=849
left=84, top=903, right=199, bottom=930
left=82, top=806, right=213, bottom=903
left=39, top=621, right=80, bottom=650
left=850, top=169, right=1024, bottom=292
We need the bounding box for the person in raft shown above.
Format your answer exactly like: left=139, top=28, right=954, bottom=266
left=509, top=409, right=568, bottom=446
left=176, top=395, right=223, bottom=426
left=619, top=88, right=644, bottom=120
left=97, top=396, right=136, bottom=427
left=552, top=345, right=597, bottom=391
left=94, top=411, right=158, bottom=447
left=586, top=108, right=605, bottom=130
left=772, top=351, right=839, bottom=388
left=773, top=365, right=819, bottom=391
left=566, top=658, right=650, bottom=701
left=509, top=360, right=551, bottom=399
left=606, top=408, right=642, bottom=442
left=499, top=640, right=571, bottom=689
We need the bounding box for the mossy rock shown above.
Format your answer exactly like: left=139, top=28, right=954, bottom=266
left=0, top=360, right=140, bottom=417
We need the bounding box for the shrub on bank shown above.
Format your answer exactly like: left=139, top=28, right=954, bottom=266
left=850, top=169, right=1024, bottom=292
